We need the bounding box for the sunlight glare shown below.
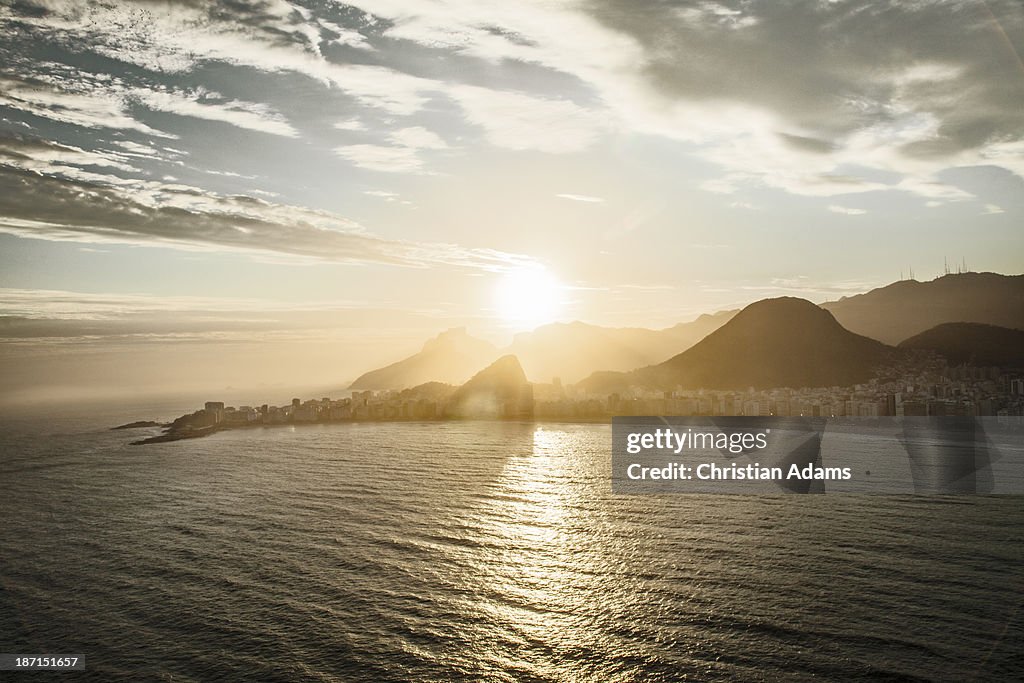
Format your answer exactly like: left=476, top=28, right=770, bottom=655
left=493, top=267, right=565, bottom=330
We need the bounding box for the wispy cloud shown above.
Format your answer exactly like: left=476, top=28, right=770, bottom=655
left=448, top=85, right=608, bottom=154
left=348, top=0, right=1024, bottom=202
left=556, top=193, right=604, bottom=203
left=0, top=287, right=378, bottom=319
left=0, top=288, right=469, bottom=347
left=827, top=205, right=867, bottom=216
left=729, top=201, right=759, bottom=210
left=364, top=190, right=399, bottom=199
left=732, top=276, right=884, bottom=301
left=0, top=67, right=298, bottom=142
left=0, top=74, right=172, bottom=138
left=334, top=119, right=367, bottom=131
left=132, top=88, right=298, bottom=138
left=334, top=144, right=428, bottom=173
left=333, top=125, right=450, bottom=173
left=2, top=0, right=1022, bottom=210
left=0, top=135, right=534, bottom=271
left=390, top=126, right=448, bottom=150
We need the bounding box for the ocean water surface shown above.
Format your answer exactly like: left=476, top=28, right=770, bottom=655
left=1, top=405, right=1022, bottom=681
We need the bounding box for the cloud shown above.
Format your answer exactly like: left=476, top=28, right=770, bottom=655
left=112, top=140, right=171, bottom=160
left=334, top=127, right=448, bottom=172
left=364, top=190, right=399, bottom=199
left=893, top=176, right=975, bottom=201
left=982, top=203, right=1005, bottom=214
left=593, top=0, right=1024, bottom=200
left=556, top=193, right=604, bottom=203
left=390, top=126, right=448, bottom=149
left=0, top=0, right=489, bottom=177
left=0, top=64, right=297, bottom=143
left=730, top=276, right=884, bottom=301
left=0, top=287, right=378, bottom=320
left=0, top=288, right=462, bottom=345
left=349, top=0, right=1024, bottom=201
left=448, top=84, right=608, bottom=153
left=0, top=134, right=534, bottom=271
left=0, top=74, right=172, bottom=138
left=3, top=0, right=1023, bottom=205
left=827, top=205, right=867, bottom=215
left=334, top=144, right=427, bottom=173
left=2, top=1, right=435, bottom=116
left=317, top=17, right=375, bottom=50
left=335, top=118, right=367, bottom=131
left=132, top=88, right=299, bottom=138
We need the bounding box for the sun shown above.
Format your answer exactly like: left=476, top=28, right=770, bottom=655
left=492, top=266, right=565, bottom=330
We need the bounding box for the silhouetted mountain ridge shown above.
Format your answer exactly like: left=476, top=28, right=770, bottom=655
left=507, top=310, right=736, bottom=383
left=348, top=311, right=737, bottom=389
left=348, top=272, right=1023, bottom=392
left=581, top=297, right=892, bottom=392
left=898, top=323, right=1024, bottom=367
left=445, top=355, right=533, bottom=418
left=348, top=327, right=498, bottom=390
left=822, top=272, right=1024, bottom=344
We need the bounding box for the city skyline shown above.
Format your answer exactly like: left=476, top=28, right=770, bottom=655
left=1, top=1, right=1023, bottom=402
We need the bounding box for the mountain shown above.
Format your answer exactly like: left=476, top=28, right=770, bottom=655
left=347, top=310, right=736, bottom=390
left=822, top=272, right=1024, bottom=345
left=396, top=381, right=456, bottom=401
left=506, top=310, right=736, bottom=384
left=444, top=355, right=533, bottom=418
left=898, top=323, right=1024, bottom=367
left=580, top=297, right=892, bottom=392
left=347, top=328, right=498, bottom=390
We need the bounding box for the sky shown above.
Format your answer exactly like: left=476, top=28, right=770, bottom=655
left=1, top=0, right=1023, bottom=403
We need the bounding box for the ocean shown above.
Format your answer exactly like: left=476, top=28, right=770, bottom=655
left=1, top=404, right=1022, bottom=681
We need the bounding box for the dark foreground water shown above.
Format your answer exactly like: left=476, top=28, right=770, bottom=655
left=1, top=407, right=1022, bottom=681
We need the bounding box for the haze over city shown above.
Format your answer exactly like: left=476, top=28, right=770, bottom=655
left=1, top=0, right=1022, bottom=402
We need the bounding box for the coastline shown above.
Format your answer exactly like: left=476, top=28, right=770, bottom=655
left=126, top=415, right=614, bottom=445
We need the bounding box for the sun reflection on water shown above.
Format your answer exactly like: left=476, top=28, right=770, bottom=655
left=459, top=427, right=609, bottom=679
